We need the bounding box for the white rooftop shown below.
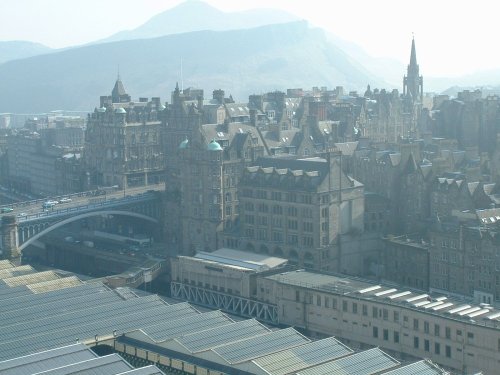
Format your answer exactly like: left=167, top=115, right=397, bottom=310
left=194, top=248, right=288, bottom=272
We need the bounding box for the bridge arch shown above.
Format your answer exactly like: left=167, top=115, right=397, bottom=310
left=18, top=210, right=159, bottom=252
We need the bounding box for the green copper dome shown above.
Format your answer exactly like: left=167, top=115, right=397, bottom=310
left=115, top=107, right=126, bottom=114
left=178, top=138, right=189, bottom=149
left=207, top=139, right=223, bottom=151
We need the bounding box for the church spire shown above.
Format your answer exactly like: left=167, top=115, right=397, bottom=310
left=410, top=36, right=417, bottom=68
left=403, top=35, right=423, bottom=102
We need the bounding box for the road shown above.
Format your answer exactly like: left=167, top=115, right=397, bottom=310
left=0, top=183, right=165, bottom=220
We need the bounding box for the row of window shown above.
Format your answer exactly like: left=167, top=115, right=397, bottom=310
left=243, top=203, right=313, bottom=218
left=308, top=293, right=478, bottom=342
left=244, top=215, right=314, bottom=232
left=242, top=189, right=314, bottom=204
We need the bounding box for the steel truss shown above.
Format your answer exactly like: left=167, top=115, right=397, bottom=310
left=171, top=282, right=278, bottom=324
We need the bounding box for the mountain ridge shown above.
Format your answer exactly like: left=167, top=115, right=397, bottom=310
left=98, top=0, right=301, bottom=44
left=0, top=21, right=384, bottom=113
left=0, top=41, right=53, bottom=64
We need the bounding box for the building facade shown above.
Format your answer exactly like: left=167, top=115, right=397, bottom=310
left=257, top=269, right=500, bottom=375
left=163, top=86, right=266, bottom=255
left=232, top=155, right=364, bottom=271
left=84, top=77, right=165, bottom=189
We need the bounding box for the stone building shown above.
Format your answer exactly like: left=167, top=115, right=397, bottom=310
left=432, top=91, right=500, bottom=156
left=382, top=235, right=430, bottom=290
left=356, top=39, right=423, bottom=143
left=6, top=129, right=82, bottom=196
left=163, top=86, right=266, bottom=255
left=352, top=140, right=433, bottom=234
left=231, top=155, right=364, bottom=271
left=256, top=269, right=500, bottom=375
left=0, top=130, right=8, bottom=186
left=429, top=209, right=500, bottom=304
left=429, top=175, right=494, bottom=220
left=84, top=77, right=165, bottom=188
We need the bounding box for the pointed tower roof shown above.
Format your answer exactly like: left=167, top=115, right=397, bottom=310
left=410, top=37, right=417, bottom=67
left=112, top=77, right=127, bottom=98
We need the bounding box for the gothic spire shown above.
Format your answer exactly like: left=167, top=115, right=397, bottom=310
left=410, top=36, right=417, bottom=68
left=403, top=35, right=423, bottom=102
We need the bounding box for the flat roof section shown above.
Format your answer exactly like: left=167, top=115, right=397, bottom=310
left=267, top=270, right=500, bottom=329
left=194, top=248, right=288, bottom=271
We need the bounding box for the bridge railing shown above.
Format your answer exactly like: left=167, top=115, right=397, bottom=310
left=15, top=193, right=158, bottom=223
left=0, top=182, right=165, bottom=211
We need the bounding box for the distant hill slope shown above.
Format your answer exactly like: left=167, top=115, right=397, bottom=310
left=0, top=22, right=383, bottom=113
left=98, top=0, right=300, bottom=43
left=441, top=84, right=500, bottom=98
left=0, top=41, right=53, bottom=64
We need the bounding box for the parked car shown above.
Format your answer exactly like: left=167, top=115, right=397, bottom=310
left=58, top=197, right=72, bottom=203
left=0, top=207, right=13, bottom=213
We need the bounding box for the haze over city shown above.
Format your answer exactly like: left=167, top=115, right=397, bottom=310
left=2, top=1, right=500, bottom=375
left=1, top=0, right=499, bottom=77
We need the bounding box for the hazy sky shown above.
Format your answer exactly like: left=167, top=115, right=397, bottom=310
left=0, top=0, right=498, bottom=77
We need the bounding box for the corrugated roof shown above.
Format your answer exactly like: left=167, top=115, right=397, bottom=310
left=27, top=275, right=82, bottom=293
left=142, top=310, right=233, bottom=342
left=0, top=343, right=96, bottom=375
left=0, top=265, right=35, bottom=279
left=252, top=337, right=353, bottom=375
left=0, top=284, right=32, bottom=300
left=36, top=353, right=132, bottom=375
left=0, top=260, right=14, bottom=270
left=0, top=343, right=166, bottom=374
left=381, top=360, right=446, bottom=374
left=0, top=283, right=107, bottom=314
left=213, top=327, right=310, bottom=365
left=0, top=289, right=122, bottom=328
left=2, top=270, right=60, bottom=287
left=118, top=366, right=165, bottom=375
left=296, top=348, right=399, bottom=375
left=177, top=319, right=270, bottom=353
left=0, top=298, right=196, bottom=361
